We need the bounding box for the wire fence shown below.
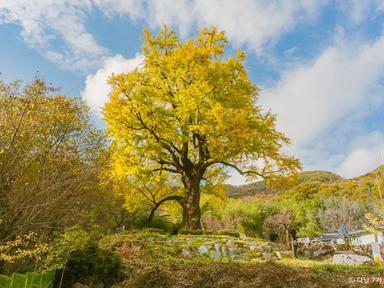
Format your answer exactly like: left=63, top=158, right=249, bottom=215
left=0, top=271, right=54, bottom=288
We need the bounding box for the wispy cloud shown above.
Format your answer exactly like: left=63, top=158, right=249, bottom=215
left=338, top=131, right=384, bottom=178
left=336, top=0, right=384, bottom=24
left=0, top=0, right=327, bottom=72
left=261, top=32, right=384, bottom=177
left=262, top=33, right=384, bottom=144
left=0, top=0, right=143, bottom=72
left=81, top=54, right=144, bottom=114
left=146, top=0, right=327, bottom=52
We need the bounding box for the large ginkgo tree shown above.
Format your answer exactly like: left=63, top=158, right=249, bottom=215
left=104, top=26, right=300, bottom=232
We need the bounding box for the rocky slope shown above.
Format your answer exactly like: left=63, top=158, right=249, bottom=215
left=100, top=229, right=282, bottom=262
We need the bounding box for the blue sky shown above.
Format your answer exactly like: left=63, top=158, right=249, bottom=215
left=1, top=0, right=384, bottom=184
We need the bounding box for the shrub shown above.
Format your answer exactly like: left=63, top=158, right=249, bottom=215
left=61, top=242, right=124, bottom=288
left=178, top=229, right=204, bottom=235
left=133, top=216, right=176, bottom=233
left=42, top=226, right=98, bottom=271
left=216, top=229, right=240, bottom=238
left=0, top=232, right=49, bottom=274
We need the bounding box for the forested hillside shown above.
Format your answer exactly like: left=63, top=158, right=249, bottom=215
left=227, top=168, right=383, bottom=200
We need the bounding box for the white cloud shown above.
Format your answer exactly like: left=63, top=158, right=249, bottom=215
left=146, top=0, right=326, bottom=52
left=81, top=54, right=143, bottom=114
left=0, top=0, right=327, bottom=71
left=261, top=33, right=384, bottom=146
left=146, top=0, right=195, bottom=37
left=0, top=0, right=142, bottom=72
left=337, top=0, right=384, bottom=24
left=337, top=131, right=384, bottom=178
left=92, top=0, right=143, bottom=19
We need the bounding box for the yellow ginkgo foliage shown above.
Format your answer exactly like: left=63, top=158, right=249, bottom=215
left=104, top=26, right=300, bottom=232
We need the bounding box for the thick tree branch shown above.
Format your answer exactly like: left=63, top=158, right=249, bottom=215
left=213, top=161, right=266, bottom=178
left=148, top=195, right=184, bottom=224
left=135, top=112, right=183, bottom=170
left=153, top=167, right=180, bottom=174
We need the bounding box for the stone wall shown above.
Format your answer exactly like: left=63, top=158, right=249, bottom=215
left=297, top=241, right=380, bottom=259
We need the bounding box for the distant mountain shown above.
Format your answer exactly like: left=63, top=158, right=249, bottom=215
left=226, top=181, right=270, bottom=198
left=295, top=170, right=343, bottom=184
left=225, top=168, right=381, bottom=199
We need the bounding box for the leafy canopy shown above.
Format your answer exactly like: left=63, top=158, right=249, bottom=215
left=104, top=26, right=300, bottom=209
left=0, top=79, right=106, bottom=242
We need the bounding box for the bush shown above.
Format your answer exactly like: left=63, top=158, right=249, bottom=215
left=133, top=216, right=176, bottom=233
left=178, top=229, right=204, bottom=235
left=61, top=242, right=124, bottom=288
left=216, top=229, right=240, bottom=238
left=42, top=226, right=98, bottom=271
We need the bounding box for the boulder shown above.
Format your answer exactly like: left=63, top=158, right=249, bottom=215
left=263, top=252, right=272, bottom=261
left=210, top=250, right=221, bottom=259
left=228, top=247, right=239, bottom=257
left=263, top=243, right=272, bottom=251
left=313, top=244, right=336, bottom=257
left=214, top=241, right=221, bottom=251
left=181, top=248, right=192, bottom=258
left=332, top=253, right=372, bottom=265
left=352, top=245, right=372, bottom=258
left=198, top=245, right=209, bottom=255
left=249, top=243, right=263, bottom=252
left=297, top=242, right=337, bottom=257
left=227, top=239, right=236, bottom=247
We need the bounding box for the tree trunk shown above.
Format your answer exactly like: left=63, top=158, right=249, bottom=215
left=181, top=177, right=202, bottom=232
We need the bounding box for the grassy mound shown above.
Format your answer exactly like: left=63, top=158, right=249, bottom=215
left=99, top=230, right=384, bottom=288
left=99, top=230, right=278, bottom=264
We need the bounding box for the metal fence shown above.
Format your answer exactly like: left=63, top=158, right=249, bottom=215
left=0, top=272, right=54, bottom=288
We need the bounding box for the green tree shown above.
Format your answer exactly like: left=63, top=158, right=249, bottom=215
left=104, top=26, right=300, bottom=232
left=0, top=79, right=105, bottom=243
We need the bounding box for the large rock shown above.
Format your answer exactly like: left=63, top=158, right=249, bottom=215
left=352, top=245, right=372, bottom=258
left=227, top=239, right=236, bottom=247
left=249, top=243, right=263, bottom=252
left=297, top=242, right=336, bottom=257
left=198, top=245, right=209, bottom=255
left=210, top=250, right=221, bottom=259
left=228, top=247, right=239, bottom=257
left=313, top=244, right=336, bottom=257
left=214, top=241, right=221, bottom=251
left=263, top=252, right=272, bottom=261
left=181, top=248, right=192, bottom=258
left=332, top=254, right=372, bottom=265
left=263, top=243, right=272, bottom=251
